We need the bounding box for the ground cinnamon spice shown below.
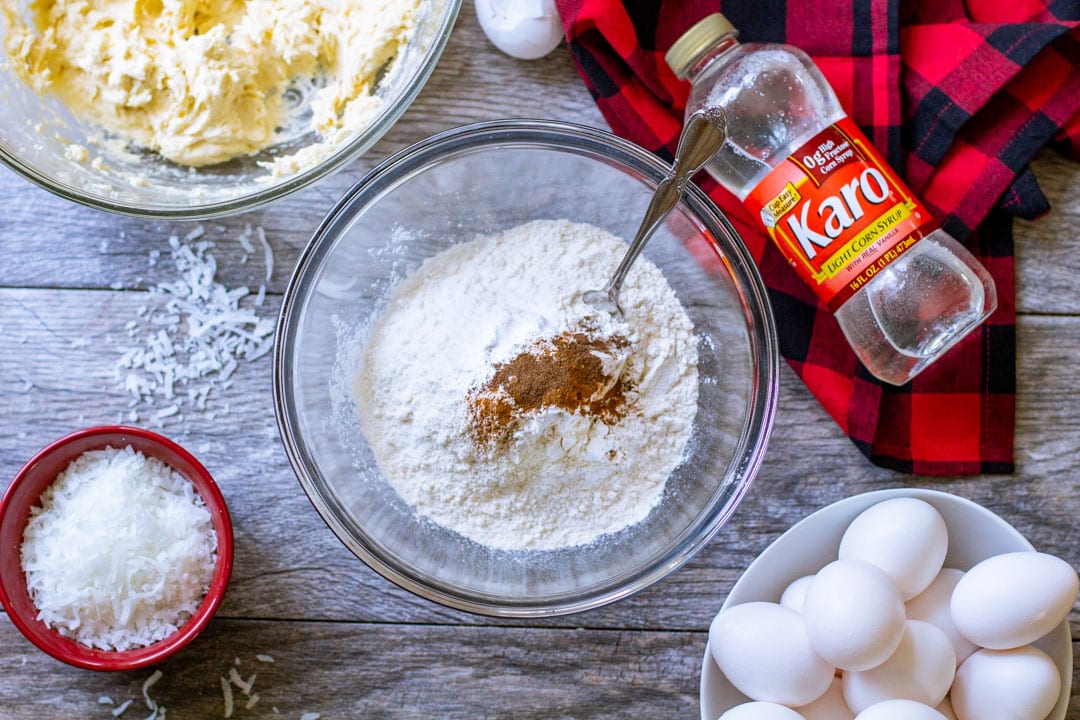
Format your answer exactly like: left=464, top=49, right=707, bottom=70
left=468, top=326, right=632, bottom=444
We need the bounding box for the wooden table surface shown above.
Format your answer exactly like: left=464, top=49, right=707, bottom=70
left=1, top=6, right=1077, bottom=719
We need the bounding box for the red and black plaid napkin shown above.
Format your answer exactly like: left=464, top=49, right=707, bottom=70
left=556, top=0, right=1080, bottom=475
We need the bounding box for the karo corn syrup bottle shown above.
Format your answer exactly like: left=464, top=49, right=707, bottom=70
left=666, top=14, right=997, bottom=385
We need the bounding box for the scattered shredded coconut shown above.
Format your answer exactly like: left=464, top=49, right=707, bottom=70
left=142, top=670, right=166, bottom=719
left=228, top=667, right=254, bottom=696
left=256, top=226, right=274, bottom=284
left=142, top=670, right=162, bottom=703
left=92, top=653, right=316, bottom=718
left=116, top=226, right=275, bottom=425
left=221, top=676, right=234, bottom=718
left=20, top=447, right=216, bottom=651
left=154, top=404, right=180, bottom=421
left=237, top=227, right=256, bottom=255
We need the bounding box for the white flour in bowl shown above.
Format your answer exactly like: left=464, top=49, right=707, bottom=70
left=351, top=219, right=698, bottom=551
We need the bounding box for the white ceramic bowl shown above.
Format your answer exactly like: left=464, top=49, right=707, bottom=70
left=700, top=488, right=1073, bottom=720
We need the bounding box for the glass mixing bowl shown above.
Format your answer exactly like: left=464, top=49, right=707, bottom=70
left=0, top=0, right=460, bottom=218
left=273, top=120, right=779, bottom=616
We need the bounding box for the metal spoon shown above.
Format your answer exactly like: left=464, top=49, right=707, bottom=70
left=583, top=106, right=728, bottom=318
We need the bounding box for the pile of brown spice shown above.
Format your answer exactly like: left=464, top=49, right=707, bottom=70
left=467, top=325, right=633, bottom=445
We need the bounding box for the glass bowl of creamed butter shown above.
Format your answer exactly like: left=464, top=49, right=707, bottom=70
left=0, top=0, right=460, bottom=218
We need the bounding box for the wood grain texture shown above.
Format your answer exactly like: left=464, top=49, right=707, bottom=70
left=0, top=617, right=1075, bottom=719
left=1016, top=153, right=1080, bottom=316
left=0, top=289, right=1077, bottom=632
left=0, top=1, right=1077, bottom=717
left=0, top=616, right=701, bottom=719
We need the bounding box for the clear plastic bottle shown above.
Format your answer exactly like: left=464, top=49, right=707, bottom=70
left=666, top=15, right=997, bottom=385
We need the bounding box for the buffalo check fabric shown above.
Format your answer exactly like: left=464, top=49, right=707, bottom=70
left=555, top=0, right=1080, bottom=475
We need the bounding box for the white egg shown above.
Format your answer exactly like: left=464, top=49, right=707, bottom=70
left=842, top=621, right=956, bottom=713
left=853, top=699, right=948, bottom=720
left=935, top=696, right=958, bottom=720
left=950, top=551, right=1079, bottom=650
left=905, top=568, right=977, bottom=665
left=474, top=0, right=564, bottom=60
left=780, top=575, right=814, bottom=613
left=710, top=602, right=835, bottom=706
left=719, top=702, right=808, bottom=720
left=950, top=646, right=1061, bottom=720
left=802, top=560, right=905, bottom=671
left=839, top=498, right=947, bottom=600
left=796, top=676, right=854, bottom=720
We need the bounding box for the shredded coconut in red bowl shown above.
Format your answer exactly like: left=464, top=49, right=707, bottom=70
left=0, top=425, right=233, bottom=671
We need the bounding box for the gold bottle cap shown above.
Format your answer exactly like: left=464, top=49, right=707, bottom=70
left=665, top=13, right=738, bottom=80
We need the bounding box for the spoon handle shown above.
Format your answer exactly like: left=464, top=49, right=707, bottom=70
left=603, top=108, right=728, bottom=298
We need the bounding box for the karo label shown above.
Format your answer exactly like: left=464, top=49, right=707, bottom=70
left=743, top=117, right=937, bottom=310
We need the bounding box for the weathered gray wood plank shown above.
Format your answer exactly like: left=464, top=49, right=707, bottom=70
left=0, top=616, right=701, bottom=719
left=1, top=288, right=1077, bottom=638
left=0, top=1, right=1077, bottom=715
left=0, top=621, right=1076, bottom=718
left=1016, top=152, right=1080, bottom=316
left=3, top=149, right=1077, bottom=310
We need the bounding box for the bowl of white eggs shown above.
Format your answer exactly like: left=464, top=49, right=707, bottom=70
left=700, top=488, right=1078, bottom=720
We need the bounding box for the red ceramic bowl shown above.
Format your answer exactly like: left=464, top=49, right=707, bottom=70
left=0, top=426, right=233, bottom=671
